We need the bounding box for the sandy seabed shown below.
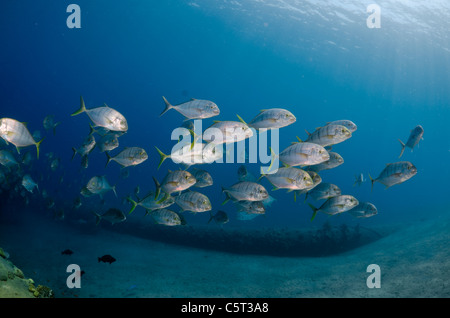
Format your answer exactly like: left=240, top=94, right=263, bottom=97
left=0, top=208, right=449, bottom=298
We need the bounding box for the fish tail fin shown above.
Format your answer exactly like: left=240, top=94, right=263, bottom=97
left=152, top=176, right=161, bottom=200
left=267, top=147, right=277, bottom=172
left=88, top=123, right=97, bottom=136
left=53, top=122, right=60, bottom=136
left=221, top=187, right=231, bottom=205
left=156, top=192, right=170, bottom=204
left=256, top=173, right=265, bottom=182
left=160, top=96, right=173, bottom=116
left=188, top=129, right=197, bottom=150
left=35, top=138, right=44, bottom=160
left=207, top=211, right=214, bottom=224
left=398, top=139, right=406, bottom=158
left=236, top=114, right=247, bottom=125
left=155, top=146, right=169, bottom=170
left=126, top=196, right=138, bottom=215
left=368, top=174, right=375, bottom=192
left=71, top=147, right=77, bottom=161
left=105, top=152, right=112, bottom=167
left=72, top=96, right=87, bottom=116
left=308, top=203, right=318, bottom=221
left=91, top=211, right=101, bottom=226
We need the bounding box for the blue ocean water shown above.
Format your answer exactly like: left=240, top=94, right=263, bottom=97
left=1, top=0, right=450, bottom=298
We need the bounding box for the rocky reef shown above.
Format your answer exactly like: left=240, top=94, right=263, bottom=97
left=0, top=247, right=54, bottom=298
left=101, top=220, right=386, bottom=257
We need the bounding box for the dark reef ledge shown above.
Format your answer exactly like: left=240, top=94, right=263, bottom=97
left=93, top=220, right=389, bottom=257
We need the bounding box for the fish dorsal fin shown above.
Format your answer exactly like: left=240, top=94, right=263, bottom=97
left=260, top=109, right=267, bottom=112
left=236, top=114, right=247, bottom=125
left=296, top=136, right=303, bottom=143
left=385, top=163, right=393, bottom=166
left=168, top=169, right=173, bottom=173
left=213, top=120, right=221, bottom=123
left=103, top=103, right=109, bottom=108
left=190, top=98, right=197, bottom=101
left=21, top=122, right=28, bottom=127
left=304, top=129, right=311, bottom=136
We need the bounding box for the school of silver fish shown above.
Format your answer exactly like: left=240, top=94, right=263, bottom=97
left=0, top=94, right=423, bottom=226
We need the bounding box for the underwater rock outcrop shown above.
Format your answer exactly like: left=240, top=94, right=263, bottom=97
left=100, top=220, right=386, bottom=257
left=0, top=247, right=54, bottom=298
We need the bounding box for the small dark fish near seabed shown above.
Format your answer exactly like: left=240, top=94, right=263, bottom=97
left=61, top=249, right=74, bottom=255
left=98, top=254, right=116, bottom=264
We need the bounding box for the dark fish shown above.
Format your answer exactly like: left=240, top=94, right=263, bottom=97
left=92, top=208, right=126, bottom=225
left=61, top=249, right=74, bottom=255
left=98, top=255, right=116, bottom=264
left=208, top=210, right=229, bottom=225
left=398, top=125, right=424, bottom=158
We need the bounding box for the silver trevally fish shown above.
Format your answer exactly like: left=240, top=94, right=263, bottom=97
left=353, top=173, right=366, bottom=187
left=86, top=175, right=117, bottom=197
left=272, top=142, right=329, bottom=169
left=293, top=170, right=322, bottom=201
left=398, top=125, right=424, bottom=158
left=71, top=96, right=128, bottom=132
left=234, top=200, right=266, bottom=214
left=72, top=133, right=96, bottom=160
left=326, top=120, right=357, bottom=133
left=308, top=152, right=344, bottom=172
left=236, top=165, right=276, bottom=206
left=369, top=161, right=417, bottom=191
left=304, top=124, right=352, bottom=147
left=222, top=181, right=269, bottom=204
left=105, top=147, right=148, bottom=168
left=308, top=195, right=359, bottom=221
left=261, top=167, right=313, bottom=191
left=154, top=170, right=197, bottom=202
left=126, top=192, right=175, bottom=215
left=80, top=186, right=95, bottom=198
left=155, top=142, right=222, bottom=169
left=98, top=134, right=119, bottom=153
left=148, top=209, right=182, bottom=226
left=92, top=208, right=126, bottom=226
left=0, top=149, right=19, bottom=167
left=160, top=96, right=220, bottom=119
left=191, top=168, right=213, bottom=188
left=306, top=182, right=341, bottom=201
left=22, top=174, right=38, bottom=193
left=203, top=121, right=253, bottom=145
left=348, top=202, right=378, bottom=218
left=238, top=108, right=296, bottom=129
left=43, top=115, right=61, bottom=135
left=175, top=191, right=212, bottom=213
left=0, top=118, right=44, bottom=158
